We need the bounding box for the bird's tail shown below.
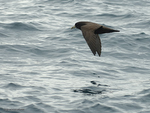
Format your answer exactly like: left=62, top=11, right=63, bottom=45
left=94, top=26, right=120, bottom=34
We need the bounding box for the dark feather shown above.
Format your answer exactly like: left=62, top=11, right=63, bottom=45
left=74, top=21, right=119, bottom=56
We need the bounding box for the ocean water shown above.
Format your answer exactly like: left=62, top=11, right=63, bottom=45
left=0, top=0, right=150, bottom=113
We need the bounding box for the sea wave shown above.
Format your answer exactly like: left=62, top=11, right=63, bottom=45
left=1, top=22, right=40, bottom=31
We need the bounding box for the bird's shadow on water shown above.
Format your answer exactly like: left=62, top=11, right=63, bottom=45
left=72, top=81, right=109, bottom=95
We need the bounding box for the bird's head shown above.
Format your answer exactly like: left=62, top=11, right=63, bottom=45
left=71, top=22, right=86, bottom=30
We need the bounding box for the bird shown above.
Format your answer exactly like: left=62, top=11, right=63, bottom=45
left=71, top=21, right=120, bottom=56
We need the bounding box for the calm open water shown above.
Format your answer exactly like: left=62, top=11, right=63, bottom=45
left=0, top=0, right=150, bottom=113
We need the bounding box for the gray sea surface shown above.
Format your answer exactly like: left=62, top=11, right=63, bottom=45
left=0, top=0, right=150, bottom=113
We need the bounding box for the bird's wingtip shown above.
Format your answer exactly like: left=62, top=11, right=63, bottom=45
left=115, top=30, right=120, bottom=32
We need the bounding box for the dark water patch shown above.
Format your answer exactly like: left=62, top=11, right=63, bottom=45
left=73, top=86, right=106, bottom=95
left=97, top=84, right=109, bottom=87
left=91, top=81, right=109, bottom=87
left=73, top=89, right=104, bottom=95
left=4, top=83, right=24, bottom=90
left=91, top=81, right=97, bottom=85
left=2, top=22, right=41, bottom=31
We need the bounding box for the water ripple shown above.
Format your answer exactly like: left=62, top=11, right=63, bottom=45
left=2, top=22, right=41, bottom=31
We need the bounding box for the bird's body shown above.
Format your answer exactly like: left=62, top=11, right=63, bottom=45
left=71, top=21, right=119, bottom=56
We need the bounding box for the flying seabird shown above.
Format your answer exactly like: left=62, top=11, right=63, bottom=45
left=71, top=21, right=119, bottom=56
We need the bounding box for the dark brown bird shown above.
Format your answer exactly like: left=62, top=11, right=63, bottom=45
left=71, top=21, right=119, bottom=56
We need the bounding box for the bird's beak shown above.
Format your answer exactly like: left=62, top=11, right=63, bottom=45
left=71, top=25, right=76, bottom=29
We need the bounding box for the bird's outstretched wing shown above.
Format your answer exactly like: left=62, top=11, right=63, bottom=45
left=81, top=29, right=101, bottom=56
